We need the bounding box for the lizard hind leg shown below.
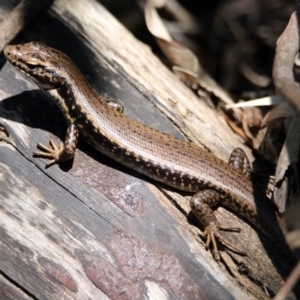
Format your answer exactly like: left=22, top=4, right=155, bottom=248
left=190, top=189, right=246, bottom=261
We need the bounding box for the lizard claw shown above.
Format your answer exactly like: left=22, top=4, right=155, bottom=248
left=33, top=139, right=65, bottom=168
left=203, top=225, right=246, bottom=261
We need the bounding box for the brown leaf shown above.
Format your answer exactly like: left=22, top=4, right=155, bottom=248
left=144, top=0, right=235, bottom=106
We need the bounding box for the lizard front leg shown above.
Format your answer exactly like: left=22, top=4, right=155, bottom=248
left=33, top=99, right=122, bottom=169
left=34, top=123, right=79, bottom=168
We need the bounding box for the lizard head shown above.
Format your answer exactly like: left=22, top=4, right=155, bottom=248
left=4, top=42, right=72, bottom=90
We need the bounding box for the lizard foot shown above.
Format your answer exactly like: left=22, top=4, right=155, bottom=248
left=203, top=225, right=246, bottom=261
left=34, top=139, right=65, bottom=168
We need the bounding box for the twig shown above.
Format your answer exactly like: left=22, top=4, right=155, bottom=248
left=274, top=261, right=300, bottom=300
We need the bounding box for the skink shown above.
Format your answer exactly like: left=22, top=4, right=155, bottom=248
left=3, top=42, right=288, bottom=261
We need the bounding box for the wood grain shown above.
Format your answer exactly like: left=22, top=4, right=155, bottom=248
left=0, top=0, right=52, bottom=51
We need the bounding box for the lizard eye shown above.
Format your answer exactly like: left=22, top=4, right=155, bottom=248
left=22, top=53, right=44, bottom=68
left=26, top=63, right=38, bottom=70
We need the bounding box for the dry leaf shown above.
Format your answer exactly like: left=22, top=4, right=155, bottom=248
left=144, top=0, right=235, bottom=106
left=261, top=102, right=295, bottom=128
left=273, top=114, right=300, bottom=212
